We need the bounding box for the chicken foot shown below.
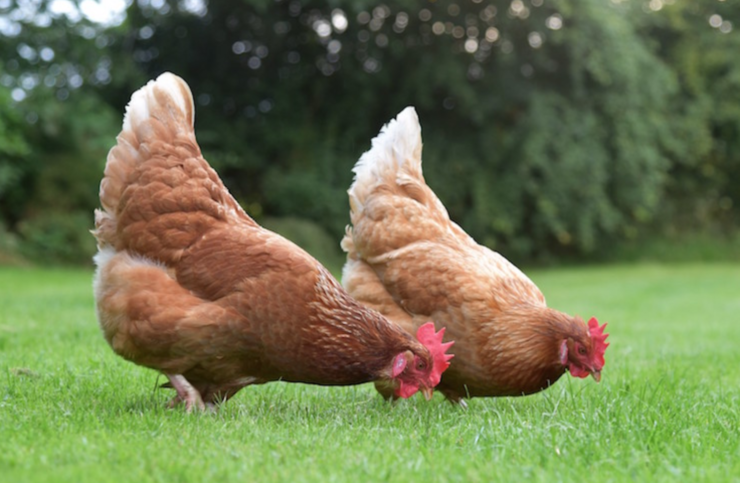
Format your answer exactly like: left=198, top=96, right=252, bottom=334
left=439, top=386, right=469, bottom=410
left=166, top=374, right=205, bottom=413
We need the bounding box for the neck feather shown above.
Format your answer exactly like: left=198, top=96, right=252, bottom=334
left=475, top=305, right=581, bottom=396
left=307, top=266, right=416, bottom=381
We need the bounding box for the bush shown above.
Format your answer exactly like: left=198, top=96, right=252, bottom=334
left=0, top=221, right=25, bottom=266
left=261, top=216, right=345, bottom=274
left=16, top=212, right=96, bottom=266
left=2, top=0, right=737, bottom=265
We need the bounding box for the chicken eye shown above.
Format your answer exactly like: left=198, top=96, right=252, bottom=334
left=577, top=346, right=587, bottom=355
left=417, top=361, right=426, bottom=370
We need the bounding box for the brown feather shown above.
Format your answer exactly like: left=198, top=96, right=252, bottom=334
left=93, top=74, right=435, bottom=407
left=343, top=108, right=598, bottom=402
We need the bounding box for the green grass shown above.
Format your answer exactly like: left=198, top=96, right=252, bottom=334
left=1, top=264, right=739, bottom=482
left=604, top=231, right=740, bottom=264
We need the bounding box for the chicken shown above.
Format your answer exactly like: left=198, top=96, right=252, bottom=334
left=92, top=74, right=453, bottom=411
left=341, top=108, right=609, bottom=405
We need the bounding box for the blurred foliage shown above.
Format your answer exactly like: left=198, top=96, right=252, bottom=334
left=0, top=219, right=23, bottom=265
left=261, top=216, right=347, bottom=273
left=0, top=0, right=737, bottom=266
left=629, top=0, right=740, bottom=238
left=0, top=64, right=30, bottom=214
left=603, top=231, right=740, bottom=264
left=16, top=210, right=96, bottom=264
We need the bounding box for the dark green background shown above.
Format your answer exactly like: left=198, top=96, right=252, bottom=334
left=1, top=0, right=738, bottom=267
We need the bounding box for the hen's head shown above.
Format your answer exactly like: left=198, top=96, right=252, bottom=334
left=560, top=317, right=609, bottom=382
left=392, top=323, right=454, bottom=400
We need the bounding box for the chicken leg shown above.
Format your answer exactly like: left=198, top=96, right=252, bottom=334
left=166, top=374, right=205, bottom=413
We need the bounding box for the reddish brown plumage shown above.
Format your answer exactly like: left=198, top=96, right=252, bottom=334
left=93, top=74, right=448, bottom=410
left=342, top=108, right=608, bottom=404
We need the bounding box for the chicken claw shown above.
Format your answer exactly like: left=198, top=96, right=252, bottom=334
left=166, top=374, right=205, bottom=413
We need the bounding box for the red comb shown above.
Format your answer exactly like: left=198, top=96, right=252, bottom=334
left=416, top=322, right=454, bottom=387
left=588, top=317, right=609, bottom=370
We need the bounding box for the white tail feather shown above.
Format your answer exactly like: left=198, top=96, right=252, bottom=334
left=94, top=72, right=196, bottom=248
left=122, top=72, right=194, bottom=133
left=348, top=107, right=423, bottom=210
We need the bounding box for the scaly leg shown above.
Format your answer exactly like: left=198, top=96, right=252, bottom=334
left=166, top=374, right=205, bottom=413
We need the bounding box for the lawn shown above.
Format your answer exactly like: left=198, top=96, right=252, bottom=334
left=1, top=264, right=738, bottom=482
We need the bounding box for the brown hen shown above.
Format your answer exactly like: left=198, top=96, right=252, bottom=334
left=341, top=108, right=608, bottom=406
left=92, top=74, right=452, bottom=411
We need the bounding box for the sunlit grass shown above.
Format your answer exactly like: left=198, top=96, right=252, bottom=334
left=1, top=264, right=738, bottom=482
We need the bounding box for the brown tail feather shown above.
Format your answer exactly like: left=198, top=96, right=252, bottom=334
left=94, top=73, right=196, bottom=249
left=342, top=108, right=463, bottom=261
left=92, top=73, right=256, bottom=263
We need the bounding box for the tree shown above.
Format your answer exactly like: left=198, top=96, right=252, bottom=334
left=0, top=0, right=123, bottom=262
left=631, top=0, right=740, bottom=234
left=0, top=0, right=735, bottom=265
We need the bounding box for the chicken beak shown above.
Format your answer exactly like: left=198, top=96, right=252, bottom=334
left=420, top=386, right=434, bottom=401
left=591, top=370, right=601, bottom=382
